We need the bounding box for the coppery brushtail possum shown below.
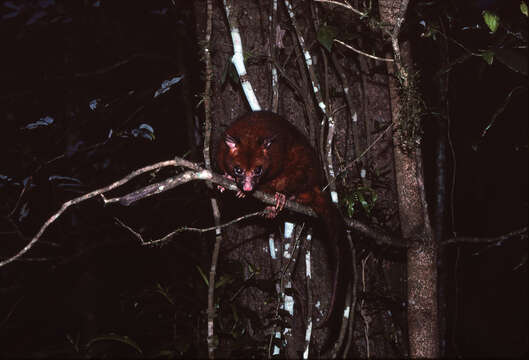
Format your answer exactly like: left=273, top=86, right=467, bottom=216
left=217, top=110, right=344, bottom=327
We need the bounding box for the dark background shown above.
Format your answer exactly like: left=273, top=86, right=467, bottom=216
left=0, top=0, right=527, bottom=357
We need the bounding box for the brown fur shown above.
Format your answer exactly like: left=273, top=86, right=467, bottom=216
left=217, top=111, right=343, bottom=327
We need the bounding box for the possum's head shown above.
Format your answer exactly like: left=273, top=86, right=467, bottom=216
left=223, top=133, right=277, bottom=193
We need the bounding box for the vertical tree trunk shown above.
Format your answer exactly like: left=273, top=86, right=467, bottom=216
left=378, top=0, right=439, bottom=357
left=193, top=1, right=331, bottom=355
left=193, top=0, right=411, bottom=357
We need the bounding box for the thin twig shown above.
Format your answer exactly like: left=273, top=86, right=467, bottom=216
left=324, top=124, right=393, bottom=192
left=115, top=211, right=263, bottom=247
left=0, top=160, right=179, bottom=268
left=330, top=283, right=351, bottom=358
left=302, top=231, right=313, bottom=359
left=335, top=39, right=393, bottom=62
left=269, top=0, right=279, bottom=112
left=314, top=0, right=367, bottom=17
left=360, top=253, right=371, bottom=357
left=283, top=0, right=339, bottom=206
left=343, top=232, right=358, bottom=358
left=203, top=0, right=220, bottom=358
left=268, top=223, right=304, bottom=357
left=443, top=227, right=527, bottom=245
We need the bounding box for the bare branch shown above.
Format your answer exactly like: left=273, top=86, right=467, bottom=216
left=324, top=124, right=393, bottom=192
left=1, top=156, right=405, bottom=268
left=334, top=39, right=394, bottom=62
left=115, top=211, right=263, bottom=247
left=103, top=170, right=208, bottom=206
left=203, top=1, right=222, bottom=357
left=0, top=159, right=178, bottom=268
left=343, top=232, right=359, bottom=357
left=314, top=0, right=367, bottom=17
left=283, top=0, right=340, bottom=207
left=223, top=0, right=261, bottom=110
left=443, top=227, right=528, bottom=245
left=302, top=232, right=313, bottom=359
left=269, top=0, right=280, bottom=112
left=389, top=0, right=410, bottom=84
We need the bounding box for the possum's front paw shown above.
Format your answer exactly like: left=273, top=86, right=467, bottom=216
left=217, top=173, right=235, bottom=193
left=262, top=192, right=286, bottom=218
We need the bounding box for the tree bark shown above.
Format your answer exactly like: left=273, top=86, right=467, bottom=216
left=378, top=0, right=439, bottom=357
left=193, top=0, right=410, bottom=357
left=193, top=0, right=329, bottom=356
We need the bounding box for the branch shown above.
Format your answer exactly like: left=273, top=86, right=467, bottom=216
left=390, top=0, right=410, bottom=85
left=324, top=124, right=393, bottom=192
left=479, top=86, right=526, bottom=140
left=302, top=232, right=313, bottom=359
left=115, top=211, right=263, bottom=247
left=343, top=232, right=359, bottom=357
left=283, top=0, right=340, bottom=207
left=1, top=156, right=404, bottom=268
left=103, top=170, right=210, bottom=206
left=223, top=0, right=261, bottom=110
left=203, top=1, right=221, bottom=358
left=314, top=0, right=367, bottom=17
left=442, top=227, right=528, bottom=245
left=334, top=39, right=394, bottom=62
left=0, top=159, right=179, bottom=268
left=269, top=0, right=280, bottom=112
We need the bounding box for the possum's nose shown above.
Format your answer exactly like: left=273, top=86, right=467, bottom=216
left=242, top=177, right=253, bottom=192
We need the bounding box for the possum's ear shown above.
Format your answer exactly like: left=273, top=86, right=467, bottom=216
left=262, top=134, right=279, bottom=149
left=225, top=134, right=238, bottom=150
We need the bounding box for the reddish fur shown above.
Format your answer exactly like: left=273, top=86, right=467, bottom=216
left=217, top=111, right=342, bottom=327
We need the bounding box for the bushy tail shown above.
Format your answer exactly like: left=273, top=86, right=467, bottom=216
left=311, top=187, right=344, bottom=328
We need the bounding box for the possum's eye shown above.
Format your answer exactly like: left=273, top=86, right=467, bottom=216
left=233, top=166, right=243, bottom=176
left=254, top=166, right=263, bottom=176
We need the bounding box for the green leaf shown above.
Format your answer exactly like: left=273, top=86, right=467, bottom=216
left=481, top=50, right=494, bottom=65
left=482, top=11, right=500, bottom=33
left=247, top=262, right=260, bottom=275
left=521, top=1, right=528, bottom=17
left=357, top=192, right=368, bottom=211
left=86, top=333, right=143, bottom=355
left=317, top=25, right=338, bottom=52
left=371, top=191, right=378, bottom=204
left=347, top=203, right=355, bottom=218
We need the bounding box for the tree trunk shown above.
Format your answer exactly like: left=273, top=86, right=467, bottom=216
left=193, top=0, right=408, bottom=357
left=378, top=0, right=439, bottom=357
left=193, top=1, right=331, bottom=356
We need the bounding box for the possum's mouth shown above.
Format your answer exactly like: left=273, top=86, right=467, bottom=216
left=239, top=176, right=258, bottom=193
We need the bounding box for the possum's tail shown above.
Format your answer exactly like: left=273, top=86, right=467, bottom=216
left=310, top=187, right=346, bottom=329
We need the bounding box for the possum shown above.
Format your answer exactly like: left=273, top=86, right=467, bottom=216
left=217, top=110, right=344, bottom=327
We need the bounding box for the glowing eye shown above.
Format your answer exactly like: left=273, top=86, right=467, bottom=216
left=233, top=166, right=243, bottom=176
left=254, top=166, right=262, bottom=175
